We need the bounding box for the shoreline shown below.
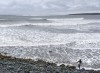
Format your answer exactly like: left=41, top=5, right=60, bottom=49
left=0, top=53, right=100, bottom=73
left=0, top=46, right=100, bottom=70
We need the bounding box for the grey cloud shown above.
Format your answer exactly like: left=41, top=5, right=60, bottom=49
left=0, top=0, right=100, bottom=15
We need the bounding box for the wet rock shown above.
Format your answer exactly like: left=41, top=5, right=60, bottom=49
left=0, top=53, right=99, bottom=73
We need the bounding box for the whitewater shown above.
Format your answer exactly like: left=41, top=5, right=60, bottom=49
left=0, top=15, right=100, bottom=69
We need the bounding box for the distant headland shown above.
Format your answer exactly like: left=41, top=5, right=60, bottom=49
left=69, top=13, right=100, bottom=15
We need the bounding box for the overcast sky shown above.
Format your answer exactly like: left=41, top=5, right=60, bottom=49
left=0, top=0, right=100, bottom=15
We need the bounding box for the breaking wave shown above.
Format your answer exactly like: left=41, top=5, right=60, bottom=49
left=0, top=16, right=100, bottom=70
left=0, top=17, right=100, bottom=27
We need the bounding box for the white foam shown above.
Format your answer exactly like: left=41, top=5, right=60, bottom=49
left=0, top=17, right=100, bottom=69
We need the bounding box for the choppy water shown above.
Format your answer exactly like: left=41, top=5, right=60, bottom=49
left=0, top=15, right=100, bottom=69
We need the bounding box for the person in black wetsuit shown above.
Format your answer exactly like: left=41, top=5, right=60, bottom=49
left=77, top=59, right=82, bottom=69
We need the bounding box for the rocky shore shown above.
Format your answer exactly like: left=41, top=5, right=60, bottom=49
left=0, top=53, right=99, bottom=73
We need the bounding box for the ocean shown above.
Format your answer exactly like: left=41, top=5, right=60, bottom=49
left=0, top=15, right=100, bottom=69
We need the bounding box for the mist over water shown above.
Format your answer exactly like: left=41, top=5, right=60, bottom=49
left=0, top=15, right=100, bottom=69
